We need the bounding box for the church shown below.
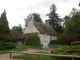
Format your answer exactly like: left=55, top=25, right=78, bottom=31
left=18, top=14, right=58, bottom=45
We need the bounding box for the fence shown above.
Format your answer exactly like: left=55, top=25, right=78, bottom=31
left=10, top=51, right=80, bottom=60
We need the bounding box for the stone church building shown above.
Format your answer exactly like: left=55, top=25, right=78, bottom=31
left=18, top=14, right=58, bottom=45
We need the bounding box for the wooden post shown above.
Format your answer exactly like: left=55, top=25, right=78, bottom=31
left=36, top=55, right=39, bottom=60
left=10, top=52, right=12, bottom=58
left=72, top=57, right=74, bottom=60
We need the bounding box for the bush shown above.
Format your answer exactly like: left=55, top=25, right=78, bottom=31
left=71, top=41, right=80, bottom=45
left=0, top=41, right=16, bottom=50
left=63, top=34, right=80, bottom=41
left=51, top=45, right=80, bottom=60
left=25, top=34, right=40, bottom=46
left=57, top=34, right=63, bottom=40
left=0, top=34, right=17, bottom=43
left=50, top=40, right=71, bottom=45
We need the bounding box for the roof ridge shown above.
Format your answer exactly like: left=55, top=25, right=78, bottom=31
left=33, top=21, right=53, bottom=28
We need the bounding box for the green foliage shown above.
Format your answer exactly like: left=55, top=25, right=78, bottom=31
left=0, top=34, right=17, bottom=43
left=50, top=40, right=71, bottom=45
left=0, top=10, right=10, bottom=35
left=46, top=4, right=63, bottom=34
left=51, top=45, right=80, bottom=60
left=57, top=34, right=63, bottom=40
left=25, top=34, right=40, bottom=46
left=0, top=41, right=16, bottom=50
left=13, top=54, right=56, bottom=60
left=63, top=9, right=80, bottom=34
left=71, top=41, right=80, bottom=45
left=0, top=44, right=32, bottom=54
left=33, top=13, right=42, bottom=23
left=51, top=45, right=80, bottom=55
left=12, top=24, right=22, bottom=32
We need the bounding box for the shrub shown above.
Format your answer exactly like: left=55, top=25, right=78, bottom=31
left=5, top=42, right=16, bottom=49
left=63, top=34, right=80, bottom=41
left=25, top=34, right=40, bottom=46
left=50, top=40, right=71, bottom=45
left=51, top=45, right=80, bottom=60
left=71, top=41, right=80, bottom=45
left=57, top=34, right=63, bottom=40
left=0, top=41, right=16, bottom=50
left=0, top=34, right=17, bottom=43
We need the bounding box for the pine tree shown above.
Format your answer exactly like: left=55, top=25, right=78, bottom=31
left=0, top=9, right=10, bottom=35
left=46, top=4, right=63, bottom=34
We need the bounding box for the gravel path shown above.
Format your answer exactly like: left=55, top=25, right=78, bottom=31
left=0, top=49, right=50, bottom=60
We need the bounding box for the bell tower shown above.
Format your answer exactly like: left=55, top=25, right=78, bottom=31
left=28, top=14, right=34, bottom=21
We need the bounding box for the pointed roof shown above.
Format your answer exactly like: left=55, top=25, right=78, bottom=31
left=18, top=21, right=57, bottom=39
left=34, top=21, right=57, bottom=35
left=10, top=31, right=23, bottom=38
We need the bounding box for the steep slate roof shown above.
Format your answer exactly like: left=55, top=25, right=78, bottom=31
left=34, top=21, right=58, bottom=35
left=10, top=31, right=23, bottom=38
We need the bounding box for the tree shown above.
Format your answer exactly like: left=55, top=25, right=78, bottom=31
left=46, top=4, right=63, bottom=34
left=69, top=8, right=78, bottom=17
left=63, top=15, right=70, bottom=27
left=12, top=24, right=22, bottom=32
left=24, top=13, right=42, bottom=27
left=0, top=9, right=10, bottom=35
left=63, top=10, right=80, bottom=34
left=32, top=13, right=42, bottom=23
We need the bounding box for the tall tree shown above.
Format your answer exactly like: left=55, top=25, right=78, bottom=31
left=0, top=10, right=10, bottom=35
left=46, top=4, right=63, bottom=34
left=63, top=15, right=70, bottom=27
left=63, top=9, right=80, bottom=34
left=12, top=24, right=22, bottom=32
left=24, top=13, right=42, bottom=27
left=32, top=13, right=42, bottom=23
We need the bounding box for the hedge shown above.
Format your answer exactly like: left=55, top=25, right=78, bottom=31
left=71, top=41, right=80, bottom=45
left=50, top=40, right=71, bottom=45
left=0, top=41, right=16, bottom=50
left=63, top=34, right=80, bottom=41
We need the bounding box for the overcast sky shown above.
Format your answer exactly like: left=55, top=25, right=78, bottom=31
left=0, top=0, right=80, bottom=29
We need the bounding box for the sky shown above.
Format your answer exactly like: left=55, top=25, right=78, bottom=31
left=0, top=0, right=80, bottom=29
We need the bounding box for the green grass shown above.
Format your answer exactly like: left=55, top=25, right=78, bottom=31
left=0, top=44, right=32, bottom=54
left=36, top=51, right=50, bottom=54
left=13, top=54, right=57, bottom=60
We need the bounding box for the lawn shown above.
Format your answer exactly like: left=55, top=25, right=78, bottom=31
left=13, top=54, right=57, bottom=60
left=0, top=44, right=32, bottom=54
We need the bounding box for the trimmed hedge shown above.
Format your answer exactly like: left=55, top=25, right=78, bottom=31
left=71, top=41, right=80, bottom=45
left=50, top=40, right=71, bottom=45
left=0, top=41, right=16, bottom=50
left=63, top=34, right=80, bottom=41
left=25, top=34, right=40, bottom=46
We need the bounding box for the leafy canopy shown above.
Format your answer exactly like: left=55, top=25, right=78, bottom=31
left=63, top=9, right=80, bottom=34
